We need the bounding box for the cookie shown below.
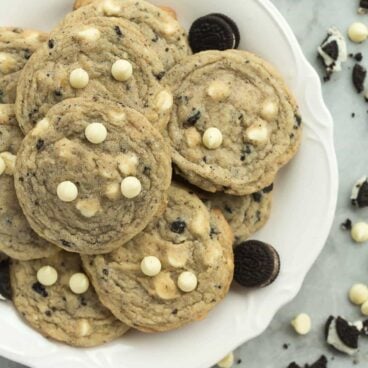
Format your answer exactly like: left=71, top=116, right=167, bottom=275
left=0, top=104, right=58, bottom=260
left=189, top=14, right=236, bottom=53
left=62, top=0, right=191, bottom=71
left=325, top=316, right=360, bottom=355
left=233, top=240, right=280, bottom=288
left=0, top=27, right=47, bottom=103
left=82, top=184, right=234, bottom=332
left=163, top=50, right=301, bottom=195
left=10, top=251, right=129, bottom=347
left=351, top=176, right=368, bottom=208
left=14, top=98, right=171, bottom=254
left=0, top=258, right=11, bottom=301
left=198, top=184, right=273, bottom=245
left=16, top=16, right=171, bottom=133
left=210, top=13, right=240, bottom=49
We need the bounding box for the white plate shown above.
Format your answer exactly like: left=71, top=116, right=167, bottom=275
left=0, top=0, right=338, bottom=367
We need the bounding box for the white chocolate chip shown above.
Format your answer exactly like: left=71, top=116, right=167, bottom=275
left=102, top=0, right=121, bottom=15
left=202, top=127, right=223, bottom=149
left=177, top=271, right=197, bottom=292
left=69, top=273, right=90, bottom=294
left=85, top=122, right=107, bottom=144
left=0, top=53, right=17, bottom=74
left=77, top=319, right=92, bottom=337
left=217, top=352, right=234, bottom=368
left=36, top=266, right=58, bottom=287
left=0, top=157, right=5, bottom=176
left=207, top=81, right=231, bottom=101
left=0, top=152, right=16, bottom=175
left=245, top=121, right=270, bottom=144
left=185, top=127, right=202, bottom=148
left=57, top=181, right=78, bottom=202
left=163, top=22, right=178, bottom=36
left=140, top=256, right=162, bottom=277
left=76, top=198, right=101, bottom=218
left=351, top=222, right=368, bottom=243
left=348, top=22, right=368, bottom=43
left=0, top=104, right=13, bottom=124
left=69, top=68, right=89, bottom=89
left=361, top=300, right=368, bottom=316
left=121, top=176, right=142, bottom=199
left=32, top=118, right=50, bottom=136
left=167, top=246, right=189, bottom=268
left=261, top=101, right=279, bottom=121
left=189, top=211, right=210, bottom=236
left=349, top=283, right=368, bottom=305
left=153, top=272, right=179, bottom=300
left=291, top=313, right=311, bottom=335
left=108, top=110, right=126, bottom=123
left=117, top=153, right=139, bottom=176
left=105, top=182, right=121, bottom=200
left=77, top=28, right=101, bottom=41
left=111, top=59, right=133, bottom=81
left=156, top=90, right=173, bottom=112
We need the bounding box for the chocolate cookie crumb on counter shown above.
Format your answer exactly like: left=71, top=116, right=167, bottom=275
left=351, top=176, right=368, bottom=207
left=352, top=63, right=367, bottom=93
left=341, top=218, right=352, bottom=230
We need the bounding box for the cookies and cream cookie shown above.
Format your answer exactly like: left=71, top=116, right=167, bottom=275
left=82, top=184, right=234, bottom=332
left=11, top=251, right=129, bottom=347
left=163, top=50, right=302, bottom=195
left=14, top=98, right=171, bottom=254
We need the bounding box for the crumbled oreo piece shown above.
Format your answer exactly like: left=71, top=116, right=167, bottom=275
left=358, top=0, right=368, bottom=14
left=32, top=282, right=48, bottom=298
left=287, top=363, right=301, bottom=368
left=0, top=259, right=11, bottom=301
left=308, top=355, right=328, bottom=368
left=360, top=319, right=368, bottom=336
left=336, top=316, right=360, bottom=349
left=234, top=240, right=280, bottom=288
left=355, top=53, right=363, bottom=62
left=263, top=183, right=274, bottom=193
left=352, top=64, right=367, bottom=93
left=170, top=220, right=186, bottom=234
left=341, top=218, right=352, bottom=231
left=189, top=14, right=236, bottom=53
left=351, top=176, right=368, bottom=207
left=210, top=13, right=240, bottom=48
left=185, top=110, right=201, bottom=126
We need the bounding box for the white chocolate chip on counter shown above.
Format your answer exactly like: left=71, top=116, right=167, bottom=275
left=217, top=352, right=234, bottom=368
left=76, top=198, right=101, bottom=218
left=351, top=222, right=368, bottom=243
left=85, top=122, right=107, bottom=144
left=121, top=176, right=142, bottom=199
left=361, top=300, right=368, bottom=316
left=77, top=319, right=92, bottom=337
left=0, top=152, right=16, bottom=175
left=156, top=90, right=173, bottom=112
left=117, top=153, right=139, bottom=176
left=141, top=256, right=162, bottom=277
left=37, top=266, right=58, bottom=287
left=0, top=53, right=17, bottom=74
left=185, top=127, right=202, bottom=148
left=261, top=101, right=279, bottom=121
left=153, top=272, right=179, bottom=300
left=348, top=22, right=368, bottom=43
left=69, top=273, right=90, bottom=294
left=207, top=80, right=231, bottom=101
left=0, top=157, right=5, bottom=176
left=102, top=0, right=121, bottom=15
left=349, top=283, right=368, bottom=305
left=77, top=28, right=101, bottom=41
left=69, top=68, right=89, bottom=89
left=57, top=181, right=78, bottom=202
left=105, top=182, right=121, bottom=200
left=245, top=121, right=270, bottom=144
left=291, top=313, right=312, bottom=335
left=202, top=127, right=223, bottom=149
left=111, top=59, right=133, bottom=81
left=177, top=271, right=198, bottom=292
left=32, top=118, right=50, bottom=136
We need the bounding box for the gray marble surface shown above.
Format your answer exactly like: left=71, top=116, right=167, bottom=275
left=1, top=0, right=368, bottom=367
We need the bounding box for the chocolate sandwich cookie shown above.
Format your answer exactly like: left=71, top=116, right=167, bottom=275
left=233, top=240, right=280, bottom=288
left=0, top=27, right=47, bottom=103
left=82, top=184, right=234, bottom=332
left=325, top=316, right=360, bottom=355
left=163, top=50, right=301, bottom=195
left=0, top=104, right=58, bottom=260
left=60, top=0, right=191, bottom=71
left=351, top=176, right=368, bottom=208
left=14, top=98, right=171, bottom=254
left=16, top=17, right=171, bottom=133
left=11, top=251, right=129, bottom=347
left=0, top=258, right=11, bottom=301
left=189, top=14, right=237, bottom=53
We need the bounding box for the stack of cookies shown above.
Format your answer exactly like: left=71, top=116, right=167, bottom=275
left=0, top=0, right=302, bottom=346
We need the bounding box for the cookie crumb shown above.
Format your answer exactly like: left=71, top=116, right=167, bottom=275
left=341, top=218, right=352, bottom=230
left=352, top=64, right=367, bottom=93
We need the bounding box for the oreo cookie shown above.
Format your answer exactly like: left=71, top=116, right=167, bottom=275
left=0, top=259, right=12, bottom=301
left=189, top=14, right=238, bottom=53
left=210, top=13, right=240, bottom=48
left=233, top=240, right=280, bottom=288
left=335, top=316, right=360, bottom=349
left=351, top=176, right=368, bottom=208
left=352, top=64, right=366, bottom=93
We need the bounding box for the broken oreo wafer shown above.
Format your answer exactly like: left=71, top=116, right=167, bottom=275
left=210, top=13, right=240, bottom=48
left=234, top=240, right=280, bottom=288
left=352, top=64, right=367, bottom=93
left=358, top=0, right=368, bottom=14
left=189, top=14, right=237, bottom=53
left=351, top=176, right=368, bottom=207
left=287, top=356, right=327, bottom=368
left=0, top=259, right=11, bottom=301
